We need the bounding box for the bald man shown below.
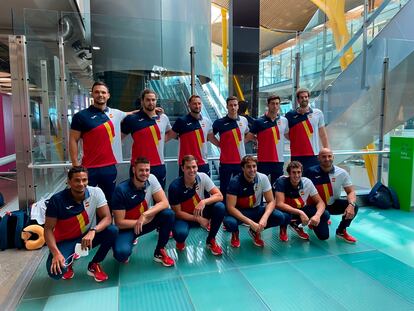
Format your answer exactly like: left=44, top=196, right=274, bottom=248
left=305, top=148, right=358, bottom=243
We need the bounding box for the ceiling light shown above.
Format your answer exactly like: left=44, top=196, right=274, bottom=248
left=92, top=46, right=101, bottom=50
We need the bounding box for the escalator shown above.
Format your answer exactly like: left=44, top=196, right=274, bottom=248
left=314, top=0, right=414, bottom=151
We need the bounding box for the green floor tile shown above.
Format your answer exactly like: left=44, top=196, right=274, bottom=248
left=241, top=262, right=346, bottom=311
left=119, top=278, right=193, bottom=311
left=380, top=242, right=414, bottom=267
left=118, top=233, right=180, bottom=285
left=16, top=298, right=48, bottom=311
left=42, top=286, right=118, bottom=311
left=292, top=255, right=414, bottom=311
left=339, top=250, right=414, bottom=304
left=22, top=251, right=120, bottom=299
left=353, top=209, right=414, bottom=249
left=183, top=270, right=268, bottom=311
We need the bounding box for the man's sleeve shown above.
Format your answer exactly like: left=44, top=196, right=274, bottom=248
left=249, top=119, right=258, bottom=134
left=171, top=118, right=181, bottom=134
left=150, top=175, right=162, bottom=194
left=305, top=178, right=318, bottom=196
left=94, top=187, right=108, bottom=208
left=70, top=113, right=83, bottom=131
left=260, top=174, right=272, bottom=193
left=212, top=120, right=219, bottom=135
left=164, top=115, right=172, bottom=132
left=111, top=186, right=125, bottom=210
left=168, top=182, right=180, bottom=206
left=318, top=110, right=325, bottom=128
left=226, top=176, right=239, bottom=195
left=342, top=171, right=353, bottom=187
left=45, top=197, right=58, bottom=218
left=273, top=177, right=285, bottom=193
left=121, top=115, right=131, bottom=135
left=201, top=173, right=215, bottom=192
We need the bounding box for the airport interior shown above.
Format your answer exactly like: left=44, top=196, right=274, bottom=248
left=1, top=0, right=414, bottom=310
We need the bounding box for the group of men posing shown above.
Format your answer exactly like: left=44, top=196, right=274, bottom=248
left=44, top=82, right=358, bottom=283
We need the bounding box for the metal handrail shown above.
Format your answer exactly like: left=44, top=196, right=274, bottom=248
left=27, top=149, right=390, bottom=169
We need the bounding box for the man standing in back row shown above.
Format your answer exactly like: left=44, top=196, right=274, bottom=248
left=247, top=94, right=288, bottom=188
left=121, top=89, right=172, bottom=188
left=168, top=95, right=219, bottom=176
left=213, top=96, right=250, bottom=199
left=69, top=81, right=129, bottom=202
left=285, top=88, right=329, bottom=172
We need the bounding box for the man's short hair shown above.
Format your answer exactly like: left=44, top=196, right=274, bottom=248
left=241, top=155, right=257, bottom=167
left=181, top=155, right=198, bottom=167
left=134, top=157, right=150, bottom=166
left=140, top=89, right=157, bottom=101
left=226, top=96, right=238, bottom=104
left=287, top=161, right=303, bottom=173
left=188, top=95, right=201, bottom=104
left=92, top=81, right=109, bottom=92
left=296, top=88, right=310, bottom=99
left=68, top=166, right=88, bottom=180
left=267, top=95, right=281, bottom=105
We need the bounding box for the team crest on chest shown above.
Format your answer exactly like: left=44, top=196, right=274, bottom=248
left=109, top=114, right=113, bottom=118
left=299, top=190, right=305, bottom=196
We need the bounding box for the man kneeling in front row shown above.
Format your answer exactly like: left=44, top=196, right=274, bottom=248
left=275, top=161, right=330, bottom=241
left=224, top=155, right=290, bottom=247
left=111, top=157, right=175, bottom=266
left=44, top=166, right=118, bottom=282
left=169, top=155, right=225, bottom=255
left=305, top=148, right=358, bottom=243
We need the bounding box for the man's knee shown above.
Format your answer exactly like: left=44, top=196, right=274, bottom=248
left=46, top=255, right=66, bottom=280
left=223, top=216, right=238, bottom=232
left=159, top=209, right=175, bottom=226
left=113, top=243, right=132, bottom=262
left=212, top=202, right=225, bottom=217
left=103, top=224, right=119, bottom=242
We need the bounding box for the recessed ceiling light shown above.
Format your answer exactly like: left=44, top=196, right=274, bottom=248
left=92, top=46, right=101, bottom=50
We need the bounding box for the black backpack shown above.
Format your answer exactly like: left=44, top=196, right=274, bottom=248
left=368, top=182, right=400, bottom=210
left=0, top=210, right=29, bottom=250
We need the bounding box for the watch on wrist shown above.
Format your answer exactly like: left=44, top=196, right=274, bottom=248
left=348, top=202, right=356, bottom=207
left=90, top=226, right=97, bottom=232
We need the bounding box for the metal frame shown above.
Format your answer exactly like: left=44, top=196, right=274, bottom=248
left=9, top=35, right=35, bottom=210
left=28, top=149, right=390, bottom=169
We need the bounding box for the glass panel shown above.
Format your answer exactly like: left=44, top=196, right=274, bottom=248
left=23, top=9, right=68, bottom=199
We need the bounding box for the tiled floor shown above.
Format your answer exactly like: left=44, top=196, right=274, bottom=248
left=16, top=207, right=414, bottom=311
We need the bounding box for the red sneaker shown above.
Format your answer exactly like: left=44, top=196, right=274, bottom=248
left=154, top=248, right=175, bottom=267
left=176, top=242, right=185, bottom=251
left=279, top=226, right=288, bottom=242
left=231, top=232, right=240, bottom=248
left=207, top=239, right=223, bottom=256
left=336, top=229, right=357, bottom=243
left=62, top=264, right=74, bottom=280
left=87, top=263, right=108, bottom=282
left=248, top=228, right=264, bottom=247
left=289, top=223, right=310, bottom=240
